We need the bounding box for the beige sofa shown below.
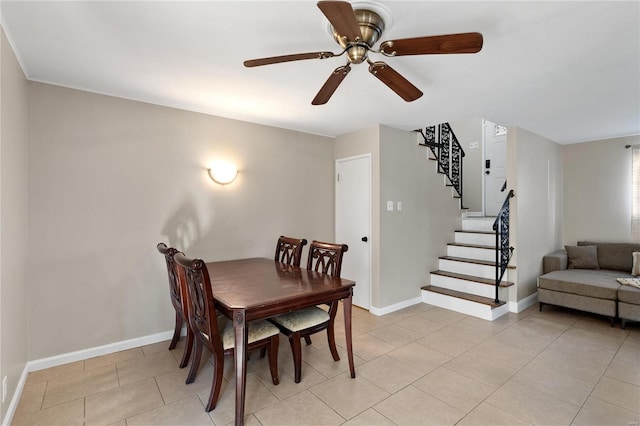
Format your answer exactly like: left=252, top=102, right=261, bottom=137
left=538, top=241, right=640, bottom=328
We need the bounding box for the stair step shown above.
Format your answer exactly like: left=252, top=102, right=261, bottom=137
left=447, top=243, right=497, bottom=262
left=448, top=242, right=494, bottom=250
left=438, top=256, right=516, bottom=269
left=421, top=285, right=506, bottom=308
left=454, top=231, right=496, bottom=246
left=462, top=217, right=496, bottom=232
left=455, top=230, right=495, bottom=235
left=430, top=270, right=514, bottom=287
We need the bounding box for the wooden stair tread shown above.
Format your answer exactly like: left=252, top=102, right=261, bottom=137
left=447, top=242, right=495, bottom=250
left=421, top=285, right=507, bottom=308
left=430, top=270, right=514, bottom=287
left=439, top=256, right=516, bottom=269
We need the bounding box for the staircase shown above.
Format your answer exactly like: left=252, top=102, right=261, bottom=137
left=421, top=217, right=515, bottom=320
left=416, top=122, right=515, bottom=321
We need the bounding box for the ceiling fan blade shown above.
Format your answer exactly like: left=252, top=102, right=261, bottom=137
left=317, top=1, right=362, bottom=42
left=312, top=64, right=351, bottom=105
left=368, top=61, right=423, bottom=102
left=380, top=32, right=483, bottom=56
left=244, top=52, right=335, bottom=67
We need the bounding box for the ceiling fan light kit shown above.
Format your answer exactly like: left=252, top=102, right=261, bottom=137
left=243, top=1, right=483, bottom=105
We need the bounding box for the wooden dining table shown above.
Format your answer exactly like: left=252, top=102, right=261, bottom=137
left=205, top=257, right=356, bottom=426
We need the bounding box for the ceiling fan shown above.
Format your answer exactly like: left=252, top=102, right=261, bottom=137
left=243, top=1, right=483, bottom=105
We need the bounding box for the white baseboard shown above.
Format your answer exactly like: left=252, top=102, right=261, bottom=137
left=2, top=328, right=176, bottom=426
left=369, top=296, right=422, bottom=316
left=509, top=292, right=538, bottom=313
left=27, top=329, right=177, bottom=372
left=2, top=366, right=29, bottom=426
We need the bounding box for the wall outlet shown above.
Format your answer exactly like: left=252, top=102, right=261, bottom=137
left=397, top=201, right=402, bottom=211
left=2, top=376, right=7, bottom=403
left=470, top=142, right=479, bottom=149
left=386, top=201, right=394, bottom=211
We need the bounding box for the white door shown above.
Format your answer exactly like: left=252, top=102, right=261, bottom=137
left=336, top=155, right=371, bottom=309
left=484, top=120, right=507, bottom=216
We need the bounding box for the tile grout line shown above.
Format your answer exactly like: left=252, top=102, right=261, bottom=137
left=451, top=311, right=577, bottom=425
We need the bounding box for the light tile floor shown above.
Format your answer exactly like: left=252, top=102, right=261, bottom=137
left=11, top=303, right=640, bottom=426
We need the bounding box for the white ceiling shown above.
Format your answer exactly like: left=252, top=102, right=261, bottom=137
left=1, top=1, right=639, bottom=144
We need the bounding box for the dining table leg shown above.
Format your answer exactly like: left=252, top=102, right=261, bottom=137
left=233, top=310, right=248, bottom=426
left=343, top=293, right=356, bottom=378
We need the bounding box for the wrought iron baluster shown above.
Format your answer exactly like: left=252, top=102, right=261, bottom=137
left=440, top=124, right=451, bottom=178
left=417, top=122, right=465, bottom=208
left=492, top=190, right=515, bottom=303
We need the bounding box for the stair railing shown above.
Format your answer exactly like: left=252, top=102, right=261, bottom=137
left=417, top=123, right=465, bottom=208
left=493, top=189, right=515, bottom=303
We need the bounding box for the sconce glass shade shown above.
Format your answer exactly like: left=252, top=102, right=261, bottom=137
left=208, top=164, right=237, bottom=185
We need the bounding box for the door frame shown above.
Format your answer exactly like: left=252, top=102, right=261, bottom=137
left=481, top=120, right=487, bottom=216
left=335, top=153, right=372, bottom=310
left=482, top=119, right=508, bottom=216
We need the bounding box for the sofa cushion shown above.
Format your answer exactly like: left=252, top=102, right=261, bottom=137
left=538, top=288, right=617, bottom=317
left=538, top=269, right=625, bottom=300
left=578, top=241, right=640, bottom=272
left=618, top=284, right=640, bottom=305
left=619, top=302, right=640, bottom=322
left=565, top=245, right=599, bottom=269
left=543, top=250, right=568, bottom=274
left=633, top=252, right=640, bottom=276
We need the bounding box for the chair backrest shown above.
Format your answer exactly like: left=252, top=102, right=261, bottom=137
left=275, top=236, right=308, bottom=266
left=157, top=243, right=185, bottom=314
left=306, top=240, right=349, bottom=277
left=173, top=252, right=223, bottom=352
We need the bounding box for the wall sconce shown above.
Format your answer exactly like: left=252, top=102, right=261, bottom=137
left=208, top=162, right=238, bottom=185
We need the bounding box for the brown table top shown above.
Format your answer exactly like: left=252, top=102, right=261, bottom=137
left=205, top=257, right=356, bottom=314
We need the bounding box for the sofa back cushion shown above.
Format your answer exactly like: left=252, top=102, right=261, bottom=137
left=565, top=245, right=599, bottom=269
left=578, top=241, right=640, bottom=272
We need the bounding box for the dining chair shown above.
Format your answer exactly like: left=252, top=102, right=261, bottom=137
left=269, top=240, right=349, bottom=383
left=274, top=235, right=308, bottom=266
left=157, top=242, right=193, bottom=368
left=173, top=252, right=280, bottom=412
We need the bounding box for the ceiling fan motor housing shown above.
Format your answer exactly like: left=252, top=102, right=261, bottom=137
left=332, top=9, right=385, bottom=64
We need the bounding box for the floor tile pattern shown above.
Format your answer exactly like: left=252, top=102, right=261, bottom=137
left=11, top=304, right=640, bottom=425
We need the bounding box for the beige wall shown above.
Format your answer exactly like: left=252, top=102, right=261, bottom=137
left=379, top=126, right=461, bottom=306
left=27, top=83, right=335, bottom=359
left=1, top=28, right=30, bottom=420
left=563, top=135, right=640, bottom=244
left=335, top=125, right=462, bottom=309
left=450, top=117, right=483, bottom=213
left=509, top=127, right=563, bottom=301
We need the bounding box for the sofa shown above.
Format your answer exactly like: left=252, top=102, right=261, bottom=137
left=538, top=241, right=640, bottom=328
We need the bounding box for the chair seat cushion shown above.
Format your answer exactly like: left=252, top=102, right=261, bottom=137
left=270, top=307, right=330, bottom=332
left=219, top=317, right=280, bottom=350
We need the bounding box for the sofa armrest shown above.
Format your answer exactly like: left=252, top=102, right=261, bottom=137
left=543, top=250, right=568, bottom=274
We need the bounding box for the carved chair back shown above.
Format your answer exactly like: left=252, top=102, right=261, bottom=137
left=274, top=236, right=308, bottom=267
left=306, top=240, right=349, bottom=277
left=174, top=252, right=224, bottom=354
left=157, top=243, right=186, bottom=314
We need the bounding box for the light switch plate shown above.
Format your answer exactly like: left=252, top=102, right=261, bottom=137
left=386, top=201, right=394, bottom=211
